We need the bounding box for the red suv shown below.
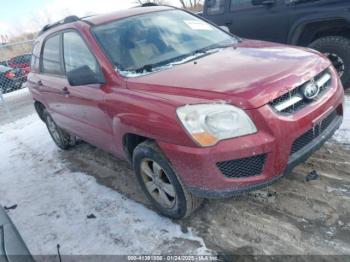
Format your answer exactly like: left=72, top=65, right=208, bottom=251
left=28, top=6, right=344, bottom=218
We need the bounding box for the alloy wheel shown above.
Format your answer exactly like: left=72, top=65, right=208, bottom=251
left=46, top=116, right=61, bottom=144
left=140, top=159, right=176, bottom=209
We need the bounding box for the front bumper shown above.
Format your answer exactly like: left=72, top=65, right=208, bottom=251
left=188, top=114, right=342, bottom=198
left=158, top=71, right=345, bottom=198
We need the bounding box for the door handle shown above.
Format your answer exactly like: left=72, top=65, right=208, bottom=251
left=225, top=21, right=233, bottom=26
left=37, top=80, right=43, bottom=86
left=61, top=87, right=70, bottom=96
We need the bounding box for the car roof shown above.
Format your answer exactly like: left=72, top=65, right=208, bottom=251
left=84, top=6, right=174, bottom=25
left=0, top=65, right=11, bottom=73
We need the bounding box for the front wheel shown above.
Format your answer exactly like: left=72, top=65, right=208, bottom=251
left=309, top=36, right=350, bottom=89
left=133, top=141, right=203, bottom=219
left=43, top=110, right=75, bottom=150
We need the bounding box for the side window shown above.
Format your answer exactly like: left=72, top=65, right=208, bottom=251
left=231, top=0, right=254, bottom=11
left=42, top=35, right=63, bottom=75
left=207, top=0, right=225, bottom=15
left=63, top=31, right=98, bottom=75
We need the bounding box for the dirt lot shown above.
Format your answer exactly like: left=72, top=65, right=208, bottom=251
left=1, top=89, right=350, bottom=256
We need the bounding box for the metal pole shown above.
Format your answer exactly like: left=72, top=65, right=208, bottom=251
left=0, top=90, right=13, bottom=120
left=0, top=45, right=8, bottom=65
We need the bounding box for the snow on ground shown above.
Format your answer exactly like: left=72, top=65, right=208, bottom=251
left=1, top=87, right=29, bottom=99
left=333, top=95, right=350, bottom=146
left=0, top=88, right=34, bottom=126
left=0, top=115, right=210, bottom=255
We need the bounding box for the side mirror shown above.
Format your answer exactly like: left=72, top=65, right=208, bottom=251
left=251, top=0, right=276, bottom=6
left=67, top=65, right=105, bottom=86
left=220, top=26, right=230, bottom=33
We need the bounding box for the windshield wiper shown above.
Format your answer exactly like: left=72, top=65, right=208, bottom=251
left=192, top=44, right=233, bottom=56
left=133, top=54, right=190, bottom=74
left=132, top=44, right=233, bottom=75
left=135, top=64, right=154, bottom=73
left=192, top=47, right=217, bottom=56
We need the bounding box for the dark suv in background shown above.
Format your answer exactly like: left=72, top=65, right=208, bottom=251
left=201, top=0, right=350, bottom=88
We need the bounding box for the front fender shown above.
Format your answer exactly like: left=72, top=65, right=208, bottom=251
left=104, top=88, right=198, bottom=158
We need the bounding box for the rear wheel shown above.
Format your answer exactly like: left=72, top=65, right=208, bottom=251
left=133, top=141, right=203, bottom=219
left=309, top=36, right=350, bottom=89
left=43, top=110, right=75, bottom=150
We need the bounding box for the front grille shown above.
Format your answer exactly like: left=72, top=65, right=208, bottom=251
left=291, top=129, right=314, bottom=155
left=270, top=69, right=332, bottom=114
left=217, top=154, right=266, bottom=178
left=291, top=111, right=338, bottom=155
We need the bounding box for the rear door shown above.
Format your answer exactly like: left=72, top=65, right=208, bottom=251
left=38, top=33, right=74, bottom=127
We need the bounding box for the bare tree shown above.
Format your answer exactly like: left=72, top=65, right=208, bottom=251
left=30, top=8, right=53, bottom=29
left=178, top=0, right=203, bottom=11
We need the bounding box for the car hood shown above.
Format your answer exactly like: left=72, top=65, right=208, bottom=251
left=126, top=40, right=331, bottom=109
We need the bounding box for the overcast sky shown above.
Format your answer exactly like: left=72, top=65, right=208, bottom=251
left=0, top=0, right=182, bottom=37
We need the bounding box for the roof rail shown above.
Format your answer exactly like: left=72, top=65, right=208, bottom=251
left=141, top=3, right=159, bottom=7
left=38, top=15, right=80, bottom=36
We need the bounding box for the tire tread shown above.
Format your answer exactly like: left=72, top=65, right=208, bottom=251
left=309, top=36, right=350, bottom=88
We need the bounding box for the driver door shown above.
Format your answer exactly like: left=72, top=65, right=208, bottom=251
left=61, top=30, right=113, bottom=151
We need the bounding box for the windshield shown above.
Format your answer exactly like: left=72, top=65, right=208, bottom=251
left=93, top=9, right=237, bottom=76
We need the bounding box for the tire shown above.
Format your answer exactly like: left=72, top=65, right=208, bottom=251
left=309, top=36, right=350, bottom=89
left=133, top=140, right=203, bottom=219
left=43, top=109, right=75, bottom=150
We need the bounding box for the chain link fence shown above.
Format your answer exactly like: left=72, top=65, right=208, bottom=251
left=0, top=40, right=33, bottom=94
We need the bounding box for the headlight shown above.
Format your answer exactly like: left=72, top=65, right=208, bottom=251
left=176, top=103, right=257, bottom=147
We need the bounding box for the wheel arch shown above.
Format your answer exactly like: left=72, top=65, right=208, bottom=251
left=123, top=133, right=151, bottom=163
left=288, top=18, right=350, bottom=46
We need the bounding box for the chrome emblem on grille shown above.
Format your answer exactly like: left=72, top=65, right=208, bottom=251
left=301, top=78, right=320, bottom=100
